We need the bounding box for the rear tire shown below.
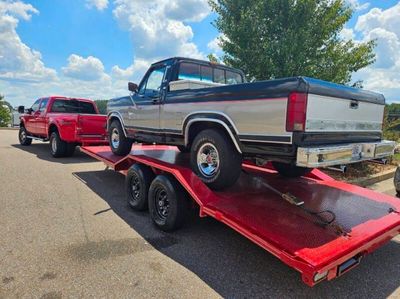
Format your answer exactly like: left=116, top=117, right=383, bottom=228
left=148, top=175, right=188, bottom=231
left=394, top=167, right=400, bottom=197
left=19, top=126, right=32, bottom=146
left=50, top=131, right=67, bottom=158
left=190, top=128, right=242, bottom=190
left=109, top=120, right=133, bottom=156
left=126, top=164, right=155, bottom=211
left=272, top=161, right=312, bottom=178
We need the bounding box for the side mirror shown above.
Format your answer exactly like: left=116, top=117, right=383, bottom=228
left=17, top=105, right=25, bottom=114
left=128, top=82, right=138, bottom=92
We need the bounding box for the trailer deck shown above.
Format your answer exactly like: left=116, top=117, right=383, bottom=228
left=81, top=145, right=400, bottom=287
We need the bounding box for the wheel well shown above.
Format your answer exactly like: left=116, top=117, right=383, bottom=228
left=108, top=116, right=120, bottom=128
left=48, top=124, right=58, bottom=136
left=186, top=121, right=241, bottom=153
left=20, top=121, right=25, bottom=128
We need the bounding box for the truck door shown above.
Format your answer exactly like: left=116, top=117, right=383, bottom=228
left=129, top=65, right=166, bottom=131
left=25, top=99, right=41, bottom=135
left=36, top=98, right=49, bottom=136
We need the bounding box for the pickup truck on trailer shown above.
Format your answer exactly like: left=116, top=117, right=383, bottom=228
left=18, top=96, right=107, bottom=157
left=107, top=57, right=395, bottom=190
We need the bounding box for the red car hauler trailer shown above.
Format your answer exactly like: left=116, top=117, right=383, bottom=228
left=81, top=145, right=400, bottom=287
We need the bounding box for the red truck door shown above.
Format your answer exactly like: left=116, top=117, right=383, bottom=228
left=36, top=98, right=49, bottom=137
left=25, top=99, right=41, bottom=135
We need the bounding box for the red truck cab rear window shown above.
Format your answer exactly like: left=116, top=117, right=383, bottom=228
left=50, top=99, right=96, bottom=114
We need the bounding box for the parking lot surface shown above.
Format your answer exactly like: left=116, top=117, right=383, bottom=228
left=1, top=129, right=399, bottom=298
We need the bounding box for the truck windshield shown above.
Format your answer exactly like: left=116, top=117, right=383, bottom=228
left=50, top=99, right=96, bottom=114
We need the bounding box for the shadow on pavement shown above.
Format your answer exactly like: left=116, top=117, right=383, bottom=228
left=12, top=143, right=97, bottom=164
left=73, top=169, right=400, bottom=298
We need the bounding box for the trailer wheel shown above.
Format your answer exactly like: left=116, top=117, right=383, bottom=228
left=19, top=126, right=32, bottom=146
left=394, top=166, right=400, bottom=197
left=148, top=175, right=188, bottom=231
left=109, top=120, right=133, bottom=156
left=191, top=129, right=242, bottom=190
left=272, top=162, right=312, bottom=178
left=50, top=132, right=67, bottom=157
left=126, top=164, right=154, bottom=211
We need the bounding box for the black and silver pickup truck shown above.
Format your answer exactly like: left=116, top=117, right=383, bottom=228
left=107, top=57, right=395, bottom=190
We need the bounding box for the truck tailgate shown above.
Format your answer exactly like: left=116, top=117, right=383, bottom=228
left=305, top=94, right=384, bottom=132
left=77, top=114, right=107, bottom=136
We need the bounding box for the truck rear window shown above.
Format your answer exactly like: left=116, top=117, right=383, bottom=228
left=178, top=62, right=243, bottom=85
left=50, top=99, right=96, bottom=114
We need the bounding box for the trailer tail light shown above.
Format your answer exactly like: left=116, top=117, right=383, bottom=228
left=286, top=92, right=308, bottom=132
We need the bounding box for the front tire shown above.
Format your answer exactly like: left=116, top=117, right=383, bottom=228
left=190, top=129, right=242, bottom=190
left=148, top=175, right=188, bottom=231
left=126, top=164, right=154, bottom=211
left=272, top=161, right=312, bottom=178
left=50, top=131, right=67, bottom=158
left=109, top=120, right=133, bottom=156
left=19, top=126, right=32, bottom=146
left=394, top=166, right=400, bottom=197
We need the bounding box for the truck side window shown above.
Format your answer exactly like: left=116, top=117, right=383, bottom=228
left=214, top=68, right=225, bottom=84
left=178, top=63, right=201, bottom=81
left=139, top=66, right=166, bottom=97
left=31, top=99, right=40, bottom=112
left=226, top=70, right=243, bottom=84
left=39, top=98, right=49, bottom=112
left=200, top=65, right=213, bottom=83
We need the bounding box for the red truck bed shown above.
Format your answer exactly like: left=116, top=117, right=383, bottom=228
left=80, top=145, right=400, bottom=287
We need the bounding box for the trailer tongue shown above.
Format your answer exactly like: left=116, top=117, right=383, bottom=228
left=80, top=145, right=400, bottom=287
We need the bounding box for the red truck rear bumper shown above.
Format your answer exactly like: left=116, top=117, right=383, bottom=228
left=80, top=145, right=400, bottom=286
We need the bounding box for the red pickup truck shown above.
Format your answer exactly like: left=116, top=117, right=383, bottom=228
left=18, top=96, right=107, bottom=157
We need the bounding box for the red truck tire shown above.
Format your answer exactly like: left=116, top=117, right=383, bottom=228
left=19, top=126, right=32, bottom=146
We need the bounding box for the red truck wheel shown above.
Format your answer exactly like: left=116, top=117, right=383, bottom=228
left=148, top=174, right=188, bottom=231
left=18, top=126, right=32, bottom=146
left=50, top=132, right=67, bottom=158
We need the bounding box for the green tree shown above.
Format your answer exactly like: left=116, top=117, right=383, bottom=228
left=209, top=0, right=376, bottom=84
left=94, top=100, right=108, bottom=114
left=0, top=95, right=11, bottom=127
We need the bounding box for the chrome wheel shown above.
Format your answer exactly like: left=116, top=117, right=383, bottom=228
left=19, top=129, right=26, bottom=142
left=197, top=142, right=220, bottom=177
left=51, top=136, right=57, bottom=153
left=111, top=128, right=120, bottom=149
left=155, top=187, right=169, bottom=220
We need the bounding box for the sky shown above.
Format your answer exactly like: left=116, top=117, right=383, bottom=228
left=0, top=0, right=400, bottom=106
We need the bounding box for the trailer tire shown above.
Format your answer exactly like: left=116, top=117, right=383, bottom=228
left=272, top=162, right=312, bottom=178
left=109, top=120, right=133, bottom=156
left=126, top=164, right=154, bottom=211
left=191, top=128, right=241, bottom=190
left=50, top=131, right=67, bottom=158
left=19, top=126, right=32, bottom=146
left=148, top=175, right=188, bottom=231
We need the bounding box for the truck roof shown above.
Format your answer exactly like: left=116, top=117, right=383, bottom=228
left=41, top=96, right=94, bottom=103
left=151, top=57, right=243, bottom=73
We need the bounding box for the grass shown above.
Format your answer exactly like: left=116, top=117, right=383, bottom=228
left=393, top=153, right=400, bottom=162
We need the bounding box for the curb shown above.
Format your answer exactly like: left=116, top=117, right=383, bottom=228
left=348, top=168, right=396, bottom=187
left=0, top=127, right=18, bottom=130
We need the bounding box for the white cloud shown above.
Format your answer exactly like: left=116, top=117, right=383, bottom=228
left=112, top=0, right=210, bottom=59
left=86, top=0, right=109, bottom=11
left=346, top=0, right=370, bottom=11
left=0, top=1, right=56, bottom=82
left=352, top=2, right=400, bottom=102
left=111, top=58, right=149, bottom=81
left=62, top=54, right=109, bottom=81
left=340, top=27, right=355, bottom=40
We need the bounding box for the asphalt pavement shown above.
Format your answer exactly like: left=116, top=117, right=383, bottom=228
left=1, top=129, right=399, bottom=298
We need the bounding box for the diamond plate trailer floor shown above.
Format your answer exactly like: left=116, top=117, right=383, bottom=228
left=80, top=145, right=400, bottom=287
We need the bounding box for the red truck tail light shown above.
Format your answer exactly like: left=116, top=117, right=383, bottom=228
left=286, top=92, right=308, bottom=132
